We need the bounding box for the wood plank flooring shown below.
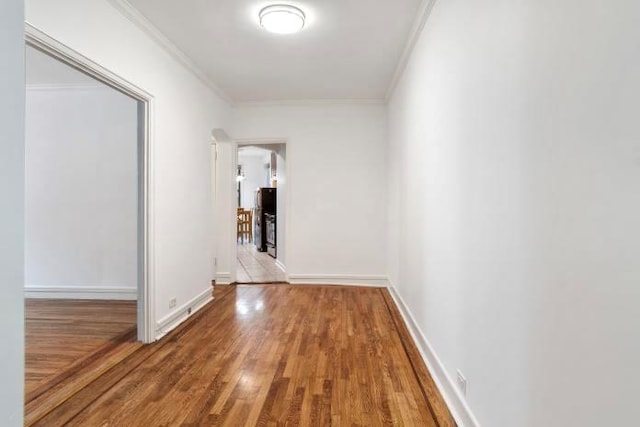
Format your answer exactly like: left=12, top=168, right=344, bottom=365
left=237, top=243, right=287, bottom=283
left=30, top=285, right=456, bottom=426
left=25, top=299, right=137, bottom=396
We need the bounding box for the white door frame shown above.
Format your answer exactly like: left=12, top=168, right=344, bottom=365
left=25, top=23, right=156, bottom=343
left=210, top=141, right=217, bottom=280
left=211, top=130, right=236, bottom=284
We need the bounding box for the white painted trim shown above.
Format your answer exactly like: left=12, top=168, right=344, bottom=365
left=25, top=23, right=157, bottom=344
left=288, top=274, right=388, bottom=287
left=231, top=142, right=239, bottom=284
left=385, top=0, right=437, bottom=102
left=140, top=95, right=157, bottom=344
left=155, top=286, right=212, bottom=339
left=211, top=142, right=218, bottom=281
left=26, top=83, right=106, bottom=91
left=24, top=286, right=137, bottom=300
left=281, top=142, right=291, bottom=284
left=275, top=259, right=286, bottom=273
left=211, top=130, right=239, bottom=285
left=387, top=284, right=481, bottom=427
left=25, top=24, right=154, bottom=101
left=235, top=137, right=287, bottom=146
left=106, top=0, right=232, bottom=105
left=235, top=99, right=385, bottom=108
left=216, top=272, right=233, bottom=285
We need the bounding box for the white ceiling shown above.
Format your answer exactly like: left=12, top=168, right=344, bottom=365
left=125, top=0, right=422, bottom=103
left=26, top=45, right=104, bottom=87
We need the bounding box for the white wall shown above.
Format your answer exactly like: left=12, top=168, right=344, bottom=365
left=387, top=0, right=640, bottom=426
left=231, top=104, right=387, bottom=285
left=0, top=0, right=25, bottom=424
left=238, top=152, right=268, bottom=209
left=25, top=86, right=138, bottom=299
left=26, top=0, right=231, bottom=335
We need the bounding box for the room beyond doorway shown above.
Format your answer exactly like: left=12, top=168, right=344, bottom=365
left=23, top=41, right=144, bottom=420
left=236, top=143, right=288, bottom=284
left=25, top=24, right=155, bottom=344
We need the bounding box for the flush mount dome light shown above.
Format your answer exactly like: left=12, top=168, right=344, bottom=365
left=259, top=4, right=305, bottom=34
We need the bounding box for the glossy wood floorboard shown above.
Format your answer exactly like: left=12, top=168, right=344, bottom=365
left=25, top=299, right=137, bottom=395
left=39, top=285, right=454, bottom=426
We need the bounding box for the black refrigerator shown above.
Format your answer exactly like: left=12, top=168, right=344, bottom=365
left=254, top=188, right=276, bottom=255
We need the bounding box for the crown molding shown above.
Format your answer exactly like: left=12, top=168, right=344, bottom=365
left=106, top=0, right=233, bottom=105
left=234, top=98, right=386, bottom=108
left=385, top=0, right=438, bottom=103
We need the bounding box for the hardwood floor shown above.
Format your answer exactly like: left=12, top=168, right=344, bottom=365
left=25, top=299, right=137, bottom=394
left=25, top=299, right=138, bottom=425
left=29, top=285, right=455, bottom=426
left=237, top=243, right=287, bottom=283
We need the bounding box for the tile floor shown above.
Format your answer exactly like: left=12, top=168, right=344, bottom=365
left=237, top=243, right=287, bottom=283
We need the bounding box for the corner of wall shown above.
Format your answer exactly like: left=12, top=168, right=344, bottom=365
left=155, top=285, right=213, bottom=339
left=387, top=282, right=481, bottom=427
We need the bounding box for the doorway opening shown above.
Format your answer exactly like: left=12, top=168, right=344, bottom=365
left=236, top=143, right=288, bottom=283
left=24, top=25, right=154, bottom=413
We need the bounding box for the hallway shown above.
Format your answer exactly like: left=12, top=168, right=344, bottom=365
left=29, top=285, right=454, bottom=426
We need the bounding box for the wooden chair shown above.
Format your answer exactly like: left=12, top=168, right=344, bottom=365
left=237, top=208, right=252, bottom=243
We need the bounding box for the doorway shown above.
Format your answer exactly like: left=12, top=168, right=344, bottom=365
left=23, top=26, right=154, bottom=409
left=235, top=142, right=288, bottom=283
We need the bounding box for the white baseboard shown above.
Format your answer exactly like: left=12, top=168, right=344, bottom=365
left=216, top=271, right=231, bottom=285
left=24, top=285, right=137, bottom=300
left=387, top=284, right=481, bottom=427
left=155, top=286, right=212, bottom=339
left=275, top=259, right=286, bottom=273
left=215, top=272, right=232, bottom=285
left=288, top=274, right=388, bottom=287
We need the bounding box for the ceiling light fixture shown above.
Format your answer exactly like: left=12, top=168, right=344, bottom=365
left=259, top=4, right=306, bottom=34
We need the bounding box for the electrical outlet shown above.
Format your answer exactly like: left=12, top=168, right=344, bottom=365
left=169, top=297, right=177, bottom=309
left=456, top=370, right=467, bottom=396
